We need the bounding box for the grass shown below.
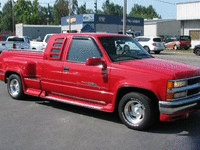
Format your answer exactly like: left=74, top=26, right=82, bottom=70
left=164, top=48, right=193, bottom=53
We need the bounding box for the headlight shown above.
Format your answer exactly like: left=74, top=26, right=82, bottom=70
left=167, top=80, right=187, bottom=89
left=167, top=80, right=188, bottom=101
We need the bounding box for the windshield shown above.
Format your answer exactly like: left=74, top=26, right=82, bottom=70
left=98, top=36, right=152, bottom=62
left=8, top=37, right=24, bottom=42
left=180, top=36, right=191, bottom=41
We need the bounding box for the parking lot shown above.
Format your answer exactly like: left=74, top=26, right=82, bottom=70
left=0, top=51, right=200, bottom=150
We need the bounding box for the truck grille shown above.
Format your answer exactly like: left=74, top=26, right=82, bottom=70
left=187, top=76, right=200, bottom=97
left=188, top=76, right=200, bottom=85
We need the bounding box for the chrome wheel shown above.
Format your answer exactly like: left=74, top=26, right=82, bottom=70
left=123, top=99, right=145, bottom=125
left=118, top=92, right=157, bottom=130
left=9, top=79, right=20, bottom=97
left=7, top=74, right=25, bottom=99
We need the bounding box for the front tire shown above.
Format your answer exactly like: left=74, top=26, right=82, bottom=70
left=195, top=49, right=200, bottom=56
left=118, top=92, right=157, bottom=130
left=7, top=74, right=25, bottom=99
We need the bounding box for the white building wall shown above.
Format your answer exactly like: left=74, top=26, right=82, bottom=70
left=144, top=24, right=157, bottom=36
left=177, top=1, right=200, bottom=20
left=16, top=24, right=23, bottom=36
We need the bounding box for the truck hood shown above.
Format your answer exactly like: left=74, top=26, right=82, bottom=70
left=117, top=58, right=200, bottom=79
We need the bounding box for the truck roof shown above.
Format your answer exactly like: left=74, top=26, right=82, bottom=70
left=51, top=33, right=127, bottom=38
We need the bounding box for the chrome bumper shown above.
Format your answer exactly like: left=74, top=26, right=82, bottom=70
left=159, top=95, right=200, bottom=114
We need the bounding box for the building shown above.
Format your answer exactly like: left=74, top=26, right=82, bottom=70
left=16, top=24, right=61, bottom=39
left=144, top=19, right=181, bottom=38
left=177, top=1, right=200, bottom=47
left=61, top=14, right=144, bottom=35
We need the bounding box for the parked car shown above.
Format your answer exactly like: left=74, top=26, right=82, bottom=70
left=135, top=36, right=164, bottom=54
left=193, top=44, right=200, bottom=55
left=0, top=36, right=31, bottom=54
left=30, top=34, right=54, bottom=50
left=164, top=36, right=191, bottom=50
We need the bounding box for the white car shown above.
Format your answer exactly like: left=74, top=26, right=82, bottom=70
left=30, top=34, right=54, bottom=50
left=135, top=36, right=164, bottom=54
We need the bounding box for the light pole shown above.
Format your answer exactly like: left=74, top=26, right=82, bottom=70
left=12, top=0, right=17, bottom=34
left=68, top=0, right=73, bottom=33
left=123, top=0, right=127, bottom=35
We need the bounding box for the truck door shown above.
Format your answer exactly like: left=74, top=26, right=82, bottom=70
left=62, top=36, right=110, bottom=104
left=41, top=37, right=66, bottom=94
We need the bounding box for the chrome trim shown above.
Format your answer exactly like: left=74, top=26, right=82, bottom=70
left=167, top=83, right=200, bottom=93
left=45, top=96, right=103, bottom=110
left=167, top=76, right=200, bottom=101
left=159, top=94, right=200, bottom=114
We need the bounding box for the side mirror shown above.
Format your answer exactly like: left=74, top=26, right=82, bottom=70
left=86, top=57, right=107, bottom=69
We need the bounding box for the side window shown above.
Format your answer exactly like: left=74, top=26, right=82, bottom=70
left=67, top=38, right=102, bottom=63
left=49, top=38, right=64, bottom=60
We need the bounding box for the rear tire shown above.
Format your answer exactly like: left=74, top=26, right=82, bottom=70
left=7, top=74, right=25, bottom=100
left=174, top=45, right=178, bottom=50
left=154, top=51, right=161, bottom=54
left=118, top=92, right=157, bottom=130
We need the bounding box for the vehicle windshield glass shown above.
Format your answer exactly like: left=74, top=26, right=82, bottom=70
left=8, top=37, right=24, bottom=42
left=180, top=36, right=191, bottom=41
left=45, top=35, right=51, bottom=43
left=153, top=38, right=162, bottom=42
left=98, top=36, right=152, bottom=62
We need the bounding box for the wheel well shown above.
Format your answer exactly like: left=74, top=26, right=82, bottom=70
left=5, top=71, right=20, bottom=83
left=115, top=87, right=159, bottom=113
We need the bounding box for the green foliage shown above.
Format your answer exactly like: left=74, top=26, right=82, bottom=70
left=129, top=4, right=161, bottom=19
left=14, top=0, right=32, bottom=24
left=77, top=4, right=94, bottom=14
left=0, top=0, right=161, bottom=32
left=1, top=1, right=13, bottom=31
left=102, top=0, right=123, bottom=16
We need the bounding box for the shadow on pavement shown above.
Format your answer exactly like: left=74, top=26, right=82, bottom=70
left=24, top=96, right=200, bottom=134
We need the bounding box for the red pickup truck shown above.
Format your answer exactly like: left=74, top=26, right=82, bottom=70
left=0, top=33, right=200, bottom=130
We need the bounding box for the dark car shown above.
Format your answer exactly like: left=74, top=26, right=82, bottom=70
left=193, top=44, right=200, bottom=56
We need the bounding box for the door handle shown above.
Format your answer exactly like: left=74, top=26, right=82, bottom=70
left=63, top=66, right=69, bottom=71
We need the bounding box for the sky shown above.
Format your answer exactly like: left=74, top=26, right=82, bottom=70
left=0, top=0, right=198, bottom=19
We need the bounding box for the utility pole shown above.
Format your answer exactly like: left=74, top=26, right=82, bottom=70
left=123, top=0, right=127, bottom=35
left=68, top=0, right=73, bottom=33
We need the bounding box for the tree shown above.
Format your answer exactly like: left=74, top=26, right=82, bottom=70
left=0, top=1, right=13, bottom=32
left=53, top=0, right=69, bottom=25
left=102, top=0, right=123, bottom=16
left=77, top=4, right=94, bottom=14
left=129, top=4, right=161, bottom=19
left=30, top=0, right=40, bottom=24
left=13, top=0, right=32, bottom=24
left=53, top=0, right=78, bottom=25
left=77, top=4, right=86, bottom=14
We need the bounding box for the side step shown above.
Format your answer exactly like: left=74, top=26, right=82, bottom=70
left=45, top=96, right=104, bottom=111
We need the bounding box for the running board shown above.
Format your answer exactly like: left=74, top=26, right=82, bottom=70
left=45, top=96, right=103, bottom=110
